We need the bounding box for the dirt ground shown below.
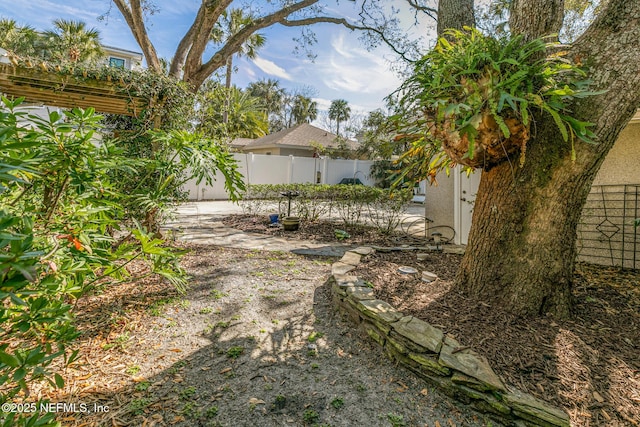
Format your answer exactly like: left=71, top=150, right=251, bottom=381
left=43, top=243, right=495, bottom=427
left=221, top=214, right=640, bottom=426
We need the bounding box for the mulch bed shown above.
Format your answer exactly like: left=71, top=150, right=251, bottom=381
left=226, top=214, right=640, bottom=427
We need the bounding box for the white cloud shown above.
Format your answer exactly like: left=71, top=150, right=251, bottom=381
left=320, top=32, right=402, bottom=98
left=252, top=56, right=293, bottom=81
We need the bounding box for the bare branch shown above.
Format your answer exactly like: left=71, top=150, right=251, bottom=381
left=280, top=16, right=417, bottom=62
left=404, top=0, right=438, bottom=20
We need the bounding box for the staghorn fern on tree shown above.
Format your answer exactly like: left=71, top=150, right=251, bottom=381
left=393, top=27, right=601, bottom=184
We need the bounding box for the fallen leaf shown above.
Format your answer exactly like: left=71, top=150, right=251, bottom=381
left=420, top=388, right=428, bottom=396
left=435, top=421, right=442, bottom=427
left=169, top=348, right=182, bottom=353
left=593, top=391, right=605, bottom=403
left=249, top=398, right=266, bottom=405
left=171, top=415, right=185, bottom=424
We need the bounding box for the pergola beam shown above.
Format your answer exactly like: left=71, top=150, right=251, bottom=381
left=0, top=63, right=146, bottom=116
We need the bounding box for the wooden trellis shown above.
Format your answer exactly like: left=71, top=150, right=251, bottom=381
left=0, top=63, right=146, bottom=116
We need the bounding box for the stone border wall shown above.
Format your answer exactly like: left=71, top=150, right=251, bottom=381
left=329, top=247, right=570, bottom=427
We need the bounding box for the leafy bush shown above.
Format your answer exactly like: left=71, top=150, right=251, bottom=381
left=0, top=98, right=242, bottom=426
left=395, top=27, right=599, bottom=181
left=239, top=183, right=411, bottom=232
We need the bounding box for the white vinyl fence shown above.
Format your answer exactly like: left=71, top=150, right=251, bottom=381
left=183, top=153, right=377, bottom=200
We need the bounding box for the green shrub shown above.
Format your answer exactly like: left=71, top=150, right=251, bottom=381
left=0, top=98, right=243, bottom=426
left=239, top=183, right=411, bottom=231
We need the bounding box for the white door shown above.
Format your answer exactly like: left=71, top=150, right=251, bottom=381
left=454, top=168, right=481, bottom=245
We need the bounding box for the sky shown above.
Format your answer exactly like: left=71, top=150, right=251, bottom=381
left=0, top=0, right=438, bottom=126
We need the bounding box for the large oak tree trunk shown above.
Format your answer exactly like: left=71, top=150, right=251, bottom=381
left=453, top=0, right=640, bottom=318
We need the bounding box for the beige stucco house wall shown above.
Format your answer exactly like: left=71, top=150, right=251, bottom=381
left=592, top=114, right=640, bottom=185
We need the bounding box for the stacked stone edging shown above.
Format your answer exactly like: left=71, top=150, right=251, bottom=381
left=329, top=246, right=570, bottom=427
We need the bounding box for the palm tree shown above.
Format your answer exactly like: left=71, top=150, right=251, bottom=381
left=197, top=85, right=268, bottom=139
left=291, top=95, right=318, bottom=125
left=0, top=19, right=39, bottom=57
left=246, top=78, right=286, bottom=131
left=328, top=99, right=351, bottom=137
left=210, top=9, right=266, bottom=123
left=42, top=19, right=103, bottom=64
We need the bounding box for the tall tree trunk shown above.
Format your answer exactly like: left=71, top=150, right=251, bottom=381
left=223, top=56, right=233, bottom=124
left=509, top=0, right=564, bottom=41
left=437, top=0, right=475, bottom=35
left=454, top=0, right=640, bottom=318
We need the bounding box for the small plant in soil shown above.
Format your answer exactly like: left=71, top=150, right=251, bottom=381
left=307, top=331, right=324, bottom=343
left=199, top=307, right=213, bottom=314
left=274, top=394, right=286, bottom=410
left=180, top=386, right=197, bottom=400
left=181, top=401, right=198, bottom=417
left=211, top=289, right=228, bottom=300
left=386, top=413, right=407, bottom=427
left=205, top=406, right=219, bottom=418
left=102, top=332, right=131, bottom=351
left=128, top=398, right=151, bottom=415
left=227, top=346, right=244, bottom=359
left=330, top=397, right=344, bottom=409
left=135, top=381, right=151, bottom=392
left=302, top=409, right=320, bottom=424
left=216, top=321, right=230, bottom=328
left=125, top=365, right=141, bottom=375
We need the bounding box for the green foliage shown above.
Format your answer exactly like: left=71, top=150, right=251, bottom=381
left=195, top=84, right=268, bottom=140
left=105, top=128, right=245, bottom=232
left=386, top=412, right=407, bottom=427
left=239, top=183, right=412, bottom=232
left=0, top=19, right=40, bottom=57
left=246, top=79, right=318, bottom=133
left=395, top=27, right=600, bottom=182
left=302, top=408, right=320, bottom=424
left=41, top=19, right=104, bottom=64
left=369, top=160, right=403, bottom=189
left=356, top=109, right=402, bottom=161
left=328, top=99, right=351, bottom=137
left=226, top=346, right=244, bottom=359
left=330, top=397, right=344, bottom=409
left=0, top=99, right=230, bottom=425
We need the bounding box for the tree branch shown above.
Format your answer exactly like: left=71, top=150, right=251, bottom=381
left=280, top=16, right=417, bottom=62
left=404, top=0, right=438, bottom=21
left=187, top=0, right=319, bottom=89
left=183, top=0, right=233, bottom=79
left=112, top=0, right=161, bottom=72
